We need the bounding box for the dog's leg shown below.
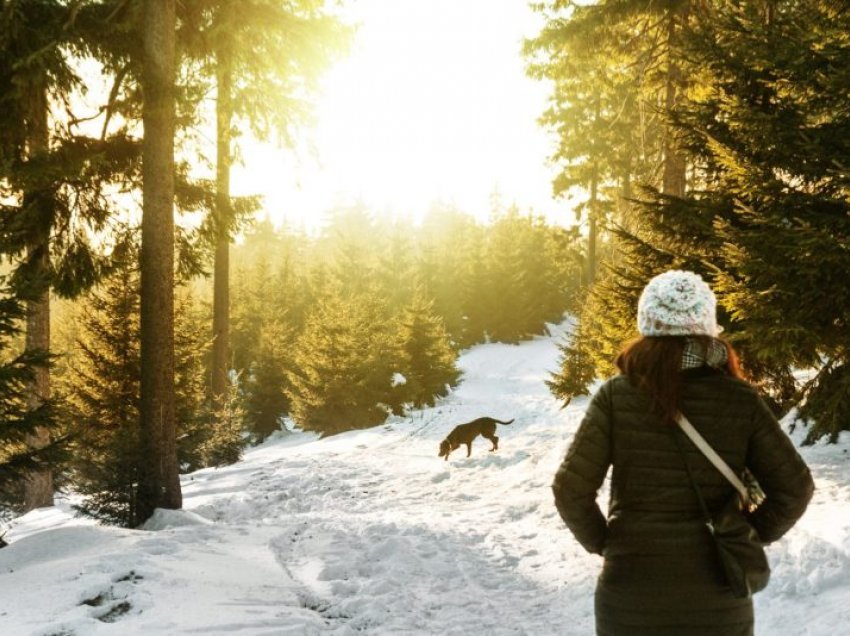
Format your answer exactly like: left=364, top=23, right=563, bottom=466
left=483, top=433, right=499, bottom=451
left=466, top=442, right=472, bottom=457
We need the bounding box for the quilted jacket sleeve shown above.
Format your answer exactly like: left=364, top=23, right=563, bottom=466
left=552, top=381, right=613, bottom=555
left=746, top=395, right=815, bottom=544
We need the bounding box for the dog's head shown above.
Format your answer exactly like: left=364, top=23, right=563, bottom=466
left=438, top=439, right=452, bottom=458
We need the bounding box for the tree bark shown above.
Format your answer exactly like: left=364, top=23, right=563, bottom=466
left=662, top=6, right=687, bottom=198
left=22, top=80, right=53, bottom=511
left=138, top=0, right=181, bottom=522
left=211, top=36, right=233, bottom=420
left=611, top=160, right=632, bottom=266
left=587, top=161, right=599, bottom=286
left=587, top=93, right=601, bottom=286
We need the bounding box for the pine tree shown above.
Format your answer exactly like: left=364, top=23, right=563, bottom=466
left=244, top=319, right=294, bottom=442
left=485, top=210, right=529, bottom=344
left=542, top=223, right=584, bottom=323
left=525, top=0, right=671, bottom=285
left=528, top=0, right=704, bottom=399
left=546, top=319, right=597, bottom=404
left=418, top=205, right=483, bottom=344
left=486, top=210, right=561, bottom=342
left=230, top=223, right=308, bottom=384
left=0, top=281, right=61, bottom=515
left=287, top=292, right=395, bottom=436
left=65, top=258, right=142, bottom=527
left=183, top=0, right=350, bottom=421
left=231, top=255, right=273, bottom=374
left=538, top=0, right=850, bottom=444
left=320, top=204, right=382, bottom=298
left=137, top=0, right=181, bottom=521
left=453, top=242, right=488, bottom=347
left=66, top=245, right=239, bottom=527
left=395, top=292, right=460, bottom=409
left=657, top=0, right=850, bottom=441
left=0, top=0, right=141, bottom=510
left=375, top=219, right=417, bottom=310
left=220, top=208, right=587, bottom=429
left=174, top=288, right=243, bottom=471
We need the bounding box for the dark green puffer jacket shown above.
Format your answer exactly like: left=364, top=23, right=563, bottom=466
left=553, top=369, right=814, bottom=636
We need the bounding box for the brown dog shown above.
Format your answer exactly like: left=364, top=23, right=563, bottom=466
left=438, top=417, right=514, bottom=460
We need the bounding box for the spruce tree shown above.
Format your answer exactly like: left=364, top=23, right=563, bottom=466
left=485, top=210, right=529, bottom=344
left=137, top=0, right=181, bottom=521
left=174, top=288, right=243, bottom=471
left=0, top=0, right=141, bottom=509
left=485, top=209, right=566, bottom=343
left=230, top=257, right=271, bottom=374
left=0, top=281, right=60, bottom=516
left=395, top=291, right=460, bottom=410
left=659, top=0, right=850, bottom=441
left=244, top=319, right=294, bottom=442
left=66, top=246, right=239, bottom=527
left=65, top=258, right=142, bottom=527
left=223, top=210, right=584, bottom=428
left=525, top=0, right=672, bottom=285
left=456, top=233, right=491, bottom=347
left=546, top=318, right=598, bottom=404
left=375, top=220, right=417, bottom=311
left=528, top=0, right=706, bottom=400
left=230, top=225, right=307, bottom=382
left=418, top=206, right=483, bottom=345
left=539, top=0, right=850, bottom=445
left=287, top=292, right=395, bottom=436
left=183, top=0, right=350, bottom=421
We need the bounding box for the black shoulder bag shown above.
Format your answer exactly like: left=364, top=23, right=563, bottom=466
left=673, top=414, right=770, bottom=598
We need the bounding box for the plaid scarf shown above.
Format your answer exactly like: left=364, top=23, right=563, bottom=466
left=681, top=337, right=728, bottom=370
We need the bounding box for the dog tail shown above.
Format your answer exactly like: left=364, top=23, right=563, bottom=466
left=495, top=418, right=515, bottom=426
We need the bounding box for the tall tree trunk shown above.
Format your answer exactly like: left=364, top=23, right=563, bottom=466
left=611, top=160, right=632, bottom=266
left=211, top=40, right=233, bottom=420
left=587, top=161, right=598, bottom=285
left=662, top=6, right=687, bottom=197
left=620, top=157, right=632, bottom=221
left=586, top=93, right=601, bottom=285
left=22, top=80, right=53, bottom=511
left=138, top=0, right=181, bottom=522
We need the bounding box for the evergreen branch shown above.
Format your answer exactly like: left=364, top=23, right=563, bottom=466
left=100, top=63, right=130, bottom=140
left=62, top=0, right=85, bottom=31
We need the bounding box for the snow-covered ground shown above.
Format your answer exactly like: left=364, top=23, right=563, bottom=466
left=2, top=322, right=849, bottom=635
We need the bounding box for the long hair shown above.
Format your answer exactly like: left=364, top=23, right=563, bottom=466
left=615, top=335, right=744, bottom=425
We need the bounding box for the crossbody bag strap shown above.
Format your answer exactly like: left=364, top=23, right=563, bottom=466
left=671, top=430, right=715, bottom=532
left=676, top=413, right=749, bottom=502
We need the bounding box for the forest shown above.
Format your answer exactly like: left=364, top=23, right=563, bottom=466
left=527, top=0, right=850, bottom=443
left=2, top=0, right=849, bottom=534
left=0, top=0, right=583, bottom=528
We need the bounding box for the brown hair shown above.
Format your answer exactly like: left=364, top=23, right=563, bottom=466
left=615, top=335, right=744, bottom=425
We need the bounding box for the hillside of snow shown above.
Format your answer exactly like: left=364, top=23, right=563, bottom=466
left=2, top=321, right=849, bottom=635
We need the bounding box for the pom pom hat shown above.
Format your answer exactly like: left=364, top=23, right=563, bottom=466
left=637, top=270, right=719, bottom=337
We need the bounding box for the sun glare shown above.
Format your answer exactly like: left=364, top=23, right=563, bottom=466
left=232, top=0, right=572, bottom=232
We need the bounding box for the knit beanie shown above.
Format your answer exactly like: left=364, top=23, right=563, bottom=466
left=637, top=270, right=719, bottom=337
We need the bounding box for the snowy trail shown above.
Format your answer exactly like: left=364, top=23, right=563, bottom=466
left=176, top=324, right=595, bottom=633
left=3, top=321, right=850, bottom=635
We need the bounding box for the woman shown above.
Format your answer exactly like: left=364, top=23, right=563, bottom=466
left=553, top=270, right=814, bottom=636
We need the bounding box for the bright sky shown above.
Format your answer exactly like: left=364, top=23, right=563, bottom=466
left=231, top=0, right=573, bottom=232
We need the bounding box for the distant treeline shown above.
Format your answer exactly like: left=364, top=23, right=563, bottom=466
left=528, top=0, right=850, bottom=444
left=24, top=205, right=580, bottom=526
left=226, top=205, right=580, bottom=439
